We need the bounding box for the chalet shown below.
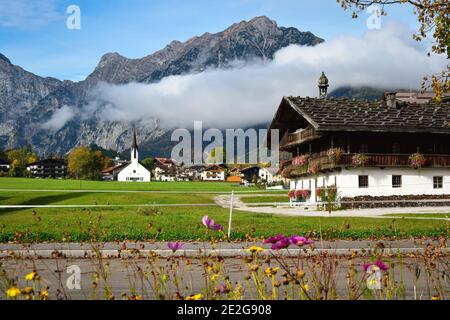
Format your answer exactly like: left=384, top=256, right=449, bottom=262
left=201, top=164, right=226, bottom=181
left=154, top=165, right=177, bottom=182
left=182, top=165, right=206, bottom=181
left=226, top=167, right=243, bottom=183
left=101, top=162, right=129, bottom=181
left=116, top=129, right=151, bottom=182
left=26, top=159, right=67, bottom=179
left=240, top=166, right=261, bottom=183
left=155, top=157, right=176, bottom=168
left=269, top=73, right=450, bottom=203
left=259, top=167, right=283, bottom=184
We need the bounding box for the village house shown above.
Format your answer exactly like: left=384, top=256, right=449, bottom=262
left=116, top=129, right=151, bottom=182
left=154, top=165, right=177, bottom=182
left=259, top=167, right=284, bottom=184
left=268, top=73, right=450, bottom=203
left=226, top=167, right=243, bottom=183
left=182, top=165, right=206, bottom=181
left=201, top=164, right=226, bottom=181
left=26, top=159, right=67, bottom=179
left=0, top=160, right=9, bottom=173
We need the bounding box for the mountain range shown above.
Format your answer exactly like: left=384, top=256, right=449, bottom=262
left=0, top=16, right=327, bottom=157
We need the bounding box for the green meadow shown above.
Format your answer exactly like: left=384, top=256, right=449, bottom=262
left=0, top=206, right=447, bottom=242
left=0, top=177, right=447, bottom=242
left=0, top=177, right=276, bottom=193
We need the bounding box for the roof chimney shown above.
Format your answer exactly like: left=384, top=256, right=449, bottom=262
left=318, top=72, right=329, bottom=99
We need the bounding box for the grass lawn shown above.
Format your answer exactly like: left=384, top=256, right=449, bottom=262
left=0, top=177, right=282, bottom=193
left=0, top=191, right=216, bottom=205
left=0, top=206, right=447, bottom=242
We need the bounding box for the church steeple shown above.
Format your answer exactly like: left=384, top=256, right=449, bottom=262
left=131, top=128, right=139, bottom=161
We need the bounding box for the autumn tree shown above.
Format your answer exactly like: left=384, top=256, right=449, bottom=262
left=337, top=0, right=449, bottom=100
left=67, top=147, right=110, bottom=180
left=6, top=146, right=38, bottom=177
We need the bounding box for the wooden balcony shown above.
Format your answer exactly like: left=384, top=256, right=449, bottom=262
left=282, top=153, right=450, bottom=178
left=280, top=127, right=321, bottom=149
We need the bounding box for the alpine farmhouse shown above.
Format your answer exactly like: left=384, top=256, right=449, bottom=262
left=269, top=74, right=450, bottom=203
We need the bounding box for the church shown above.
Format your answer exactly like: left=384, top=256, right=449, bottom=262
left=117, top=130, right=151, bottom=182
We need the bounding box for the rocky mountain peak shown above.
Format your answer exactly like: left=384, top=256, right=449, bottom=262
left=96, top=52, right=127, bottom=68
left=0, top=53, right=11, bottom=65
left=0, top=17, right=324, bottom=155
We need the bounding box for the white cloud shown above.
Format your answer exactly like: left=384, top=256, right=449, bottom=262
left=41, top=105, right=75, bottom=131
left=0, top=0, right=61, bottom=28
left=86, top=22, right=448, bottom=129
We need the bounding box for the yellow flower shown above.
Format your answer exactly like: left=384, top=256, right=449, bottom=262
left=264, top=267, right=280, bottom=277
left=211, top=274, right=219, bottom=281
left=39, top=290, right=49, bottom=300
left=245, top=246, right=264, bottom=254
left=24, top=287, right=33, bottom=294
left=185, top=293, right=204, bottom=300
left=162, top=274, right=169, bottom=282
left=301, top=284, right=310, bottom=292
left=25, top=271, right=40, bottom=281
left=6, top=287, right=21, bottom=299
left=431, top=295, right=441, bottom=300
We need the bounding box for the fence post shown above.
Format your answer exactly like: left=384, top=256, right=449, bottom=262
left=227, top=190, right=234, bottom=238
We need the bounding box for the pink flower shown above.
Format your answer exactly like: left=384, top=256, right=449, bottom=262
left=271, top=237, right=291, bottom=250
left=167, top=242, right=184, bottom=253
left=363, top=260, right=389, bottom=272
left=263, top=234, right=286, bottom=244
left=374, top=259, right=389, bottom=272
left=290, top=235, right=314, bottom=246
left=202, top=215, right=223, bottom=231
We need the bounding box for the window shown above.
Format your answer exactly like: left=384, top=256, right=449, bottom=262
left=392, top=175, right=402, bottom=188
left=392, top=143, right=400, bottom=153
left=433, top=176, right=443, bottom=189
left=359, top=143, right=369, bottom=153
left=358, top=175, right=369, bottom=188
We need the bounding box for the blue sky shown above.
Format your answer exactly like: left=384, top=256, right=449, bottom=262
left=0, top=0, right=419, bottom=81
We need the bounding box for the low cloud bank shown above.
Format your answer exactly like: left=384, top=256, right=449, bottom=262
left=50, top=22, right=449, bottom=130
left=41, top=105, right=75, bottom=131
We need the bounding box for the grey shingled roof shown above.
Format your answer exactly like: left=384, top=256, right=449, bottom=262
left=284, top=96, right=450, bottom=134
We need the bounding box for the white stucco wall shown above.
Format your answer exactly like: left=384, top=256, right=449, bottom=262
left=291, top=167, right=450, bottom=202
left=117, top=161, right=151, bottom=182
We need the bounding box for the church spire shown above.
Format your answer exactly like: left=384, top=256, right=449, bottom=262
left=131, top=128, right=139, bottom=160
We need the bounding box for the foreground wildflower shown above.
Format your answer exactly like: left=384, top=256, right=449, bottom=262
left=246, top=246, right=264, bottom=253
left=167, top=242, right=184, bottom=253
left=263, top=234, right=285, bottom=244
left=6, top=287, right=21, bottom=299
left=185, top=293, right=204, bottom=300
left=264, top=267, right=280, bottom=277
left=271, top=237, right=291, bottom=250
left=39, top=290, right=49, bottom=300
left=290, top=235, right=314, bottom=246
left=202, top=215, right=223, bottom=231
left=263, top=234, right=313, bottom=250
left=363, top=260, right=389, bottom=272
left=25, top=271, right=40, bottom=281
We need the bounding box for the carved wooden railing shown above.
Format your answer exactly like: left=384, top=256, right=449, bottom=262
left=282, top=153, right=450, bottom=178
